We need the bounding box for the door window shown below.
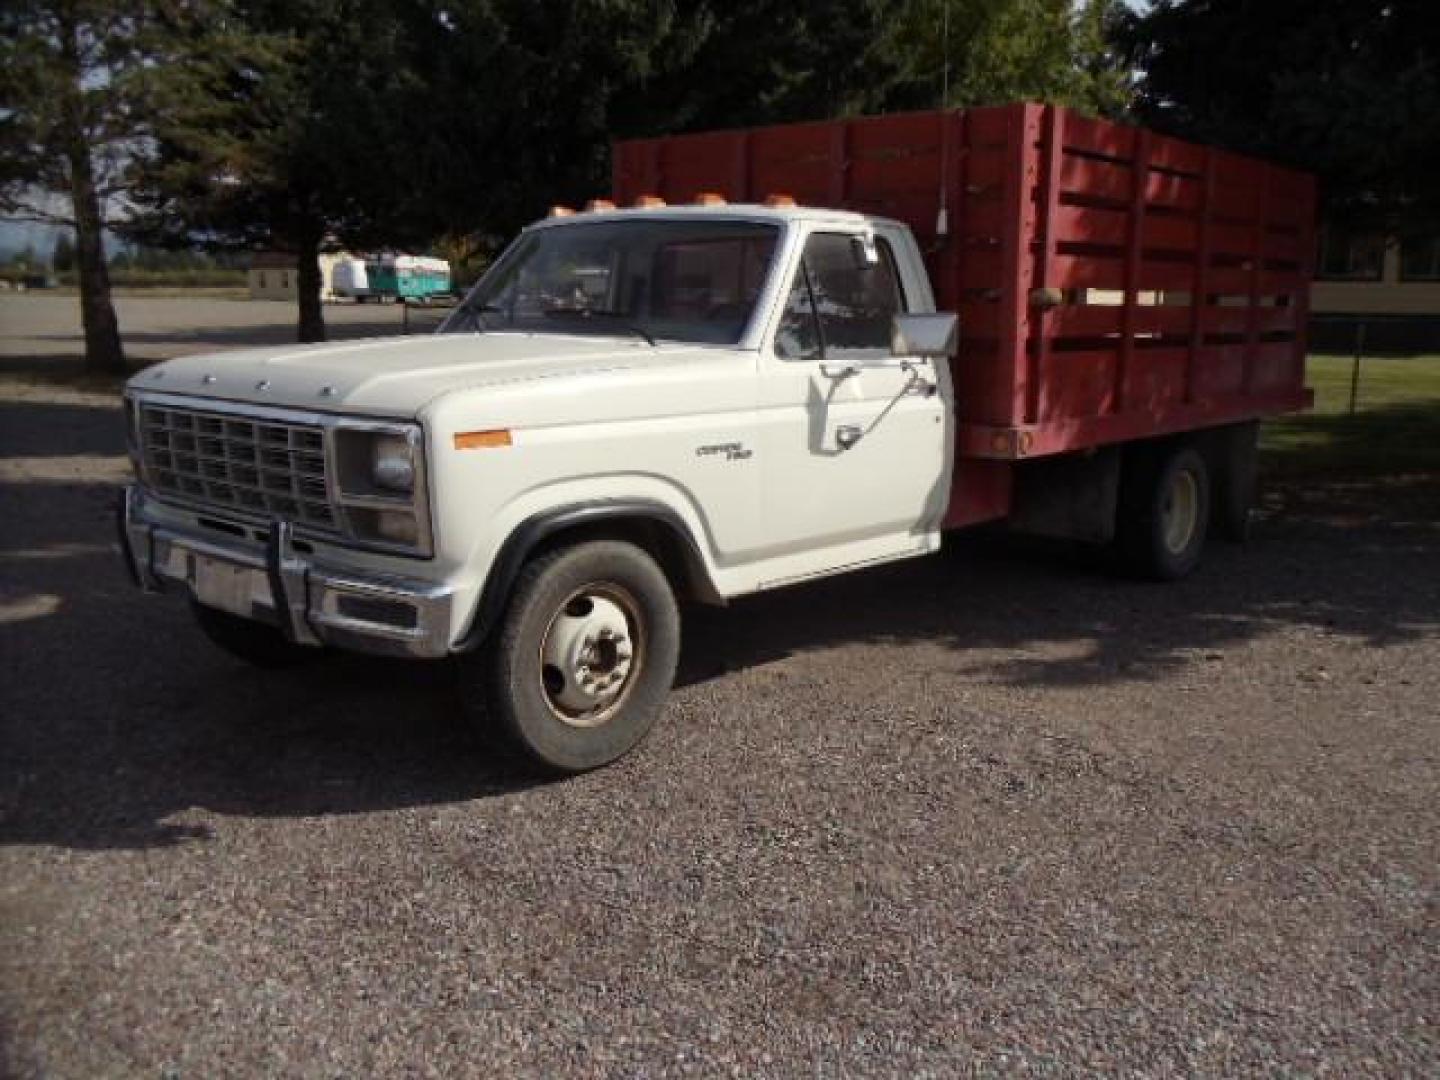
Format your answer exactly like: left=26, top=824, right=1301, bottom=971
left=774, top=232, right=906, bottom=360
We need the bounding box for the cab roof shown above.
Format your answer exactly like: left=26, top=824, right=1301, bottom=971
left=526, top=202, right=901, bottom=232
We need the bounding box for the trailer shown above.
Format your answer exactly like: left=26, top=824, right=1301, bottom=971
left=364, top=254, right=452, bottom=303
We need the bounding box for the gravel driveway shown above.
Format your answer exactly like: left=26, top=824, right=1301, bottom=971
left=2, top=296, right=1437, bottom=1076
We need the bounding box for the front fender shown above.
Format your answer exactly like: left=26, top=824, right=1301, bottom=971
left=455, top=496, right=720, bottom=650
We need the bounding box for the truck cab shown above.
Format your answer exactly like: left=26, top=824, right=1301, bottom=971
left=120, top=203, right=961, bottom=772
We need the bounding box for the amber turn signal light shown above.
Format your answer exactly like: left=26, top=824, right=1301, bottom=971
left=454, top=429, right=513, bottom=450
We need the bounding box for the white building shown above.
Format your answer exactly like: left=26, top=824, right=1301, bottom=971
left=247, top=251, right=348, bottom=301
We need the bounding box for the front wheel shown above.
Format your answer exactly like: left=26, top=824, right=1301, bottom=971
left=466, top=541, right=681, bottom=774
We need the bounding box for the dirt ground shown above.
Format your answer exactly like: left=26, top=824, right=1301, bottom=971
left=1, top=294, right=1437, bottom=1076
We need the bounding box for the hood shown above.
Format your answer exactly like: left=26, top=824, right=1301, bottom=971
left=127, top=332, right=703, bottom=418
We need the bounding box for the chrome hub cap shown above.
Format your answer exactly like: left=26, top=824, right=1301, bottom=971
left=539, top=588, right=641, bottom=727
left=1161, top=469, right=1200, bottom=555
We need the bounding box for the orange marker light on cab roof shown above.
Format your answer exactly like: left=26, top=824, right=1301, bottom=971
left=764, top=193, right=797, bottom=207
left=633, top=195, right=667, bottom=208
left=584, top=198, right=617, bottom=212
left=548, top=205, right=575, bottom=217
left=454, top=429, right=513, bottom=450
left=693, top=192, right=727, bottom=206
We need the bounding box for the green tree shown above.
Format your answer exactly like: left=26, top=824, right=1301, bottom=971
left=425, top=0, right=1132, bottom=244
left=127, top=0, right=450, bottom=342
left=0, top=1, right=170, bottom=372
left=127, top=0, right=1137, bottom=339
left=1116, top=0, right=1440, bottom=233
left=378, top=0, right=707, bottom=247
left=880, top=0, right=1129, bottom=114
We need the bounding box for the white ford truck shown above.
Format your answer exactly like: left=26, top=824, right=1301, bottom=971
left=121, top=102, right=1317, bottom=772
left=120, top=204, right=963, bottom=770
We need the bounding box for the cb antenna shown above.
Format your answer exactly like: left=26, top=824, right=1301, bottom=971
left=936, top=0, right=952, bottom=240
left=941, top=0, right=950, bottom=111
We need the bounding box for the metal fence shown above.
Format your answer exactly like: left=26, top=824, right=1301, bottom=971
left=1308, top=315, right=1430, bottom=415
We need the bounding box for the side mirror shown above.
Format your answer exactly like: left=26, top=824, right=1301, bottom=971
left=891, top=312, right=959, bottom=359
left=850, top=234, right=880, bottom=267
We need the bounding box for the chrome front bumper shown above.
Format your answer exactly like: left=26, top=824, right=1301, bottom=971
left=118, top=485, right=454, bottom=658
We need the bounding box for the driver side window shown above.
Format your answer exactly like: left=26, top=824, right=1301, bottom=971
left=774, top=232, right=906, bottom=361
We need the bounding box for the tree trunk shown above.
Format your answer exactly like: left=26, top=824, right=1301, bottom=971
left=61, top=18, right=125, bottom=375
left=296, top=232, right=326, bottom=343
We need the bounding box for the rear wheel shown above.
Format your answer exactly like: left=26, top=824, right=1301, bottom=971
left=1117, top=444, right=1211, bottom=580
left=466, top=541, right=681, bottom=773
left=190, top=600, right=321, bottom=668
left=1215, top=421, right=1260, bottom=543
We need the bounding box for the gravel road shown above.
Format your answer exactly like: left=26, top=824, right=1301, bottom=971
left=2, top=295, right=1437, bottom=1076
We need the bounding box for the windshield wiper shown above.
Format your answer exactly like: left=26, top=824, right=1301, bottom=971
left=541, top=307, right=657, bottom=346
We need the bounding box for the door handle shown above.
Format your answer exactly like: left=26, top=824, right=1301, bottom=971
left=835, top=424, right=863, bottom=451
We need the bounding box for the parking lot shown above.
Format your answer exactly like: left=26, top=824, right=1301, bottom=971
left=2, top=294, right=1437, bottom=1075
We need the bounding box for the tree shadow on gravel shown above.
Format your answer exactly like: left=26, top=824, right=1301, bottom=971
left=2, top=394, right=1438, bottom=850
left=0, top=398, right=127, bottom=457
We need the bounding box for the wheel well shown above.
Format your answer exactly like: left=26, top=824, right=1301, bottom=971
left=455, top=504, right=721, bottom=652
left=530, top=516, right=721, bottom=607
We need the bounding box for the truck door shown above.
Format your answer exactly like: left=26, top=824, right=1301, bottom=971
left=755, top=228, right=951, bottom=569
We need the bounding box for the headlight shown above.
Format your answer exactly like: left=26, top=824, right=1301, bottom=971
left=333, top=422, right=431, bottom=556
left=370, top=434, right=415, bottom=494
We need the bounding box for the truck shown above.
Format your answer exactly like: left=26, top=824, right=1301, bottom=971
left=118, top=103, right=1315, bottom=773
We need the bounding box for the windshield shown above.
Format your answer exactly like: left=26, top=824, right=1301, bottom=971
left=440, top=218, right=781, bottom=345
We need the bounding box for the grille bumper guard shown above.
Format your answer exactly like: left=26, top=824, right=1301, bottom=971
left=118, top=485, right=454, bottom=658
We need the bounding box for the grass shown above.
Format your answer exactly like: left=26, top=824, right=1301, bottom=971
left=1262, top=354, right=1440, bottom=478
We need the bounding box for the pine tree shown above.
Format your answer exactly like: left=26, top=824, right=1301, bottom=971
left=0, top=1, right=168, bottom=372
left=1116, top=0, right=1440, bottom=232
left=126, top=0, right=449, bottom=342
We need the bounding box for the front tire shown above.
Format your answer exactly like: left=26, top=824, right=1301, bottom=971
left=469, top=541, right=681, bottom=773
left=1116, top=444, right=1211, bottom=581
left=190, top=600, right=321, bottom=668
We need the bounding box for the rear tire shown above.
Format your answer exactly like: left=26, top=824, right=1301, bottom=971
left=1116, top=444, right=1211, bottom=581
left=466, top=541, right=681, bottom=774
left=190, top=600, right=321, bottom=668
left=1215, top=421, right=1260, bottom=543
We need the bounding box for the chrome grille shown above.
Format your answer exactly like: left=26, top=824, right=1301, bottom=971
left=139, top=403, right=338, bottom=531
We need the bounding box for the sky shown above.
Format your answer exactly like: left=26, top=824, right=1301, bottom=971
left=0, top=219, right=67, bottom=258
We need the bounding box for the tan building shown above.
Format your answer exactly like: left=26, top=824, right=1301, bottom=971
left=247, top=251, right=347, bottom=301
left=1310, top=227, right=1440, bottom=352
